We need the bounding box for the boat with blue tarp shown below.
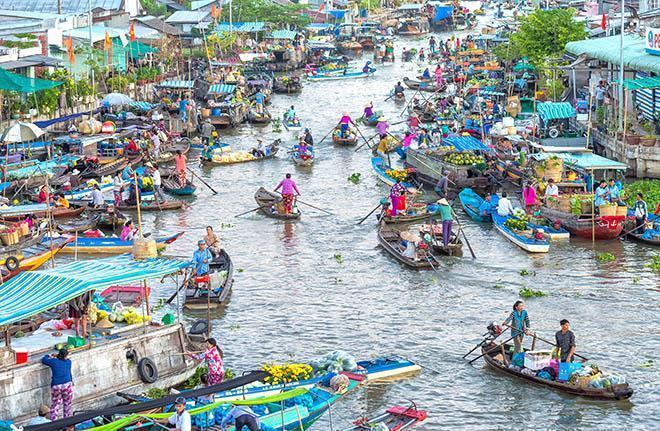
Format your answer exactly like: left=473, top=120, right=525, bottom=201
left=46, top=232, right=183, bottom=254
left=492, top=212, right=550, bottom=253
left=459, top=188, right=498, bottom=222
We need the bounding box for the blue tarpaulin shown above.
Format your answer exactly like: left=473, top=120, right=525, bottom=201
left=0, top=255, right=189, bottom=326
left=442, top=135, right=491, bottom=152
left=536, top=102, right=577, bottom=123
left=434, top=6, right=453, bottom=22
left=208, top=84, right=236, bottom=94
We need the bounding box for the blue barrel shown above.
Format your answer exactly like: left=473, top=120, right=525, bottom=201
left=211, top=107, right=222, bottom=116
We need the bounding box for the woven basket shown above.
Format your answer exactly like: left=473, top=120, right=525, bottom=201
left=132, top=237, right=157, bottom=260
left=19, top=222, right=29, bottom=236
left=639, top=136, right=656, bottom=147
left=616, top=206, right=628, bottom=216
left=599, top=205, right=616, bottom=217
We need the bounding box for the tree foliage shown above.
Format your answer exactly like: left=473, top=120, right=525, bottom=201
left=505, top=9, right=586, bottom=65
left=141, top=0, right=167, bottom=16
left=219, top=0, right=311, bottom=29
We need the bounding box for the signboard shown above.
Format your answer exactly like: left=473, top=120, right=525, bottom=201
left=646, top=27, right=660, bottom=56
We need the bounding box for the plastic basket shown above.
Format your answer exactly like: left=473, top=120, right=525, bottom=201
left=557, top=362, right=582, bottom=382
left=615, top=206, right=628, bottom=216
left=599, top=204, right=616, bottom=217
left=523, top=350, right=552, bottom=370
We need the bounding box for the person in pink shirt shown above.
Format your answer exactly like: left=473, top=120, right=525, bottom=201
left=522, top=182, right=538, bottom=213
left=274, top=173, right=300, bottom=214
left=339, top=112, right=354, bottom=138
left=174, top=149, right=187, bottom=186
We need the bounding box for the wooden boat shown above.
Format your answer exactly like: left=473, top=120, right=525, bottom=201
left=492, top=213, right=550, bottom=253
left=527, top=217, right=571, bottom=240
left=183, top=249, right=234, bottom=310
left=540, top=206, right=625, bottom=240
left=95, top=209, right=128, bottom=230
left=53, top=232, right=183, bottom=254
left=459, top=188, right=498, bottom=222
left=283, top=116, right=303, bottom=131
left=307, top=70, right=374, bottom=81
left=0, top=204, right=85, bottom=222
left=418, top=223, right=464, bottom=256
left=201, top=142, right=279, bottom=166
left=371, top=157, right=418, bottom=193
left=273, top=76, right=303, bottom=94
left=8, top=236, right=72, bottom=271
left=254, top=187, right=301, bottom=220
left=247, top=108, right=272, bottom=124
left=380, top=203, right=434, bottom=224
left=116, top=200, right=184, bottom=212
left=332, top=128, right=359, bottom=146
left=481, top=342, right=634, bottom=400
left=162, top=176, right=197, bottom=196
left=626, top=216, right=660, bottom=245
left=100, top=285, right=150, bottom=307
left=155, top=139, right=191, bottom=164
left=290, top=145, right=315, bottom=166
left=56, top=216, right=99, bottom=234
left=403, top=77, right=442, bottom=92
left=377, top=224, right=439, bottom=269
left=81, top=157, right=129, bottom=179
left=341, top=405, right=427, bottom=430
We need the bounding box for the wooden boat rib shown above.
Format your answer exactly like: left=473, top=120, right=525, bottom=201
left=184, top=249, right=234, bottom=310
left=377, top=224, right=437, bottom=269
left=55, top=232, right=183, bottom=254
left=492, top=213, right=550, bottom=253
left=116, top=200, right=184, bottom=211
left=254, top=187, right=301, bottom=220
left=482, top=343, right=633, bottom=400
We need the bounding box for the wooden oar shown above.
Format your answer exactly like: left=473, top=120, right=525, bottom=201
left=400, top=88, right=419, bottom=117
left=450, top=207, right=476, bottom=259
left=463, top=330, right=505, bottom=359
left=354, top=133, right=377, bottom=152
left=357, top=202, right=382, bottom=225
left=619, top=221, right=646, bottom=239
left=234, top=205, right=269, bottom=218
left=297, top=199, right=334, bottom=215
left=164, top=272, right=191, bottom=305
left=318, top=121, right=340, bottom=145
left=187, top=168, right=217, bottom=194
left=352, top=123, right=371, bottom=147
left=468, top=334, right=519, bottom=364
left=384, top=91, right=396, bottom=102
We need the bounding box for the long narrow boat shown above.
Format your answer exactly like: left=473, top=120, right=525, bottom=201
left=541, top=206, right=624, bottom=240
left=51, top=232, right=183, bottom=254
left=492, top=213, right=550, bottom=253
left=10, top=236, right=72, bottom=271
left=481, top=342, right=634, bottom=400
left=341, top=405, right=427, bottom=430
left=162, top=176, right=197, bottom=196
left=116, top=200, right=184, bottom=212
left=254, top=187, right=301, bottom=220
left=377, top=224, right=438, bottom=269
left=332, top=129, right=359, bottom=146
left=155, top=139, right=191, bottom=164
left=81, top=157, right=129, bottom=179
left=307, top=70, right=375, bottom=81
left=403, top=77, right=442, bottom=92
left=184, top=249, right=234, bottom=310
left=459, top=188, right=496, bottom=222
left=371, top=157, right=418, bottom=192
left=56, top=217, right=98, bottom=233
left=380, top=203, right=434, bottom=224
left=200, top=142, right=279, bottom=166
left=0, top=204, right=85, bottom=222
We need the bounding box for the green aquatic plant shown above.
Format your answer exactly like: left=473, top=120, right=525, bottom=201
left=519, top=287, right=546, bottom=298
left=348, top=172, right=361, bottom=184
left=519, top=269, right=534, bottom=276
left=596, top=252, right=616, bottom=263
left=646, top=255, right=660, bottom=273
left=334, top=253, right=343, bottom=265
left=143, top=387, right=167, bottom=399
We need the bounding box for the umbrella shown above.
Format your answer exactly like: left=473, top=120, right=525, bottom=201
left=0, top=122, right=45, bottom=143
left=101, top=93, right=134, bottom=106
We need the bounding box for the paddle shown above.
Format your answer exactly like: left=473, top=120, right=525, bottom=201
left=357, top=202, right=382, bottom=225
left=450, top=207, right=476, bottom=259
left=354, top=133, right=377, bottom=153
left=164, top=272, right=191, bottom=305
left=318, top=121, right=340, bottom=145
left=468, top=334, right=519, bottom=364
left=188, top=167, right=217, bottom=194
left=297, top=199, right=334, bottom=215
left=400, top=88, right=420, bottom=117
left=234, top=205, right=270, bottom=218
left=463, top=327, right=506, bottom=359
left=384, top=92, right=395, bottom=102
left=619, top=221, right=646, bottom=239
left=352, top=122, right=371, bottom=147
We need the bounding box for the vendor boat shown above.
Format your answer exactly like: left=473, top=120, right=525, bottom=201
left=403, top=77, right=442, bottom=92
left=307, top=70, right=375, bottom=81
left=155, top=139, right=191, bottom=164
left=0, top=204, right=86, bottom=222
left=480, top=342, right=633, bottom=400
left=247, top=108, right=272, bottom=124
left=459, top=188, right=498, bottom=222
left=56, top=216, right=99, bottom=234
left=254, top=187, right=301, bottom=220
left=332, top=128, right=359, bottom=146
left=540, top=207, right=625, bottom=240
left=418, top=223, right=464, bottom=257
left=371, top=157, right=418, bottom=193
left=205, top=102, right=248, bottom=128
left=290, top=145, right=315, bottom=166
left=183, top=249, right=234, bottom=310
left=201, top=141, right=279, bottom=166
left=377, top=223, right=441, bottom=269
left=342, top=405, right=427, bottom=430
left=492, top=213, right=550, bottom=253
left=51, top=232, right=183, bottom=254
left=116, top=200, right=184, bottom=211
left=162, top=175, right=197, bottom=196
left=80, top=157, right=129, bottom=179
left=283, top=116, right=303, bottom=131
left=379, top=203, right=434, bottom=224
left=273, top=76, right=303, bottom=94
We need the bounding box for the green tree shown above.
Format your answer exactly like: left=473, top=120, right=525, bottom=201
left=141, top=0, right=166, bottom=16
left=504, top=9, right=586, bottom=65
left=219, top=0, right=311, bottom=29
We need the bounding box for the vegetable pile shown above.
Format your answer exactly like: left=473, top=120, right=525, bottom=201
left=262, top=363, right=313, bottom=385
left=504, top=209, right=529, bottom=231
left=443, top=152, right=485, bottom=166
left=624, top=179, right=660, bottom=209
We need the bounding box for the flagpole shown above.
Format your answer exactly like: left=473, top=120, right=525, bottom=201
left=88, top=0, right=95, bottom=117
left=229, top=0, right=233, bottom=34
left=617, top=0, right=624, bottom=131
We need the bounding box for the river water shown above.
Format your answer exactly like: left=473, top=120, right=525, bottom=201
left=66, top=9, right=659, bottom=430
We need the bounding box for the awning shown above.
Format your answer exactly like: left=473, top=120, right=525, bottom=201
left=158, top=79, right=194, bottom=89
left=215, top=22, right=265, bottom=32
left=123, top=40, right=158, bottom=60
left=433, top=6, right=453, bottom=22
left=529, top=152, right=627, bottom=171
left=442, top=135, right=491, bottom=152
left=306, top=23, right=334, bottom=31
left=0, top=68, right=62, bottom=93
left=565, top=34, right=660, bottom=75
left=129, top=101, right=156, bottom=111
left=0, top=255, right=189, bottom=327
left=268, top=30, right=298, bottom=40
left=620, top=76, right=660, bottom=91
left=536, top=102, right=576, bottom=123
left=208, top=84, right=236, bottom=94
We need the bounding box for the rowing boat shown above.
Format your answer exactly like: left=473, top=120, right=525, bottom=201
left=403, top=77, right=442, bottom=92
left=418, top=223, right=464, bottom=256
left=116, top=200, right=184, bottom=211
left=201, top=142, right=279, bottom=166
left=492, top=213, right=550, bottom=253
left=56, top=217, right=98, bottom=234
left=341, top=405, right=427, bottom=430
left=371, top=157, right=418, bottom=192
left=458, top=188, right=497, bottom=222
left=51, top=232, right=183, bottom=254
left=184, top=249, right=234, bottom=310
left=540, top=206, right=625, bottom=240
left=283, top=117, right=303, bottom=131
left=162, top=176, right=197, bottom=196
left=0, top=204, right=86, bottom=222
left=481, top=342, right=634, bottom=400
left=307, top=70, right=375, bottom=81
left=332, top=129, right=359, bottom=146
left=290, top=145, right=315, bottom=166
left=81, top=157, right=129, bottom=179
left=155, top=139, right=191, bottom=164
left=379, top=203, right=434, bottom=224
left=377, top=224, right=439, bottom=269
left=254, top=187, right=301, bottom=220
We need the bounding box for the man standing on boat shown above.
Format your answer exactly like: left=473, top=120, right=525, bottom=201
left=149, top=163, right=165, bottom=204
left=435, top=170, right=450, bottom=199
left=555, top=319, right=576, bottom=363
left=503, top=301, right=530, bottom=353
left=191, top=240, right=212, bottom=277
left=254, top=88, right=266, bottom=115
left=112, top=172, right=124, bottom=208
left=437, top=198, right=453, bottom=247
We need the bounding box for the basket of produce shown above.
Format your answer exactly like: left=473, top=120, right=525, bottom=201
left=599, top=204, right=617, bottom=217
left=132, top=237, right=157, bottom=259
left=615, top=205, right=628, bottom=216
left=385, top=168, right=412, bottom=182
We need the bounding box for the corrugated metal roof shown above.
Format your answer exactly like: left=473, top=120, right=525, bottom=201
left=159, top=79, right=194, bottom=89
left=442, top=135, right=491, bottom=152
left=208, top=83, right=235, bottom=94
left=190, top=0, right=216, bottom=10
left=536, top=102, right=576, bottom=123
left=529, top=152, right=627, bottom=171
left=0, top=0, right=123, bottom=15
left=164, top=10, right=210, bottom=24
left=565, top=35, right=660, bottom=75
left=620, top=76, right=660, bottom=90
left=63, top=25, right=126, bottom=44
left=268, top=29, right=298, bottom=40
left=215, top=21, right=265, bottom=32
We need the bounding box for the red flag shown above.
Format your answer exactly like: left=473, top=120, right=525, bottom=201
left=211, top=4, right=221, bottom=19
left=64, top=37, right=75, bottom=64
left=601, top=14, right=607, bottom=31
left=129, top=22, right=136, bottom=42
left=318, top=2, right=325, bottom=11
left=104, top=31, right=111, bottom=50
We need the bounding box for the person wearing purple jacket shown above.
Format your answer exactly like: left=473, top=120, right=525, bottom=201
left=42, top=349, right=73, bottom=420
left=274, top=173, right=300, bottom=214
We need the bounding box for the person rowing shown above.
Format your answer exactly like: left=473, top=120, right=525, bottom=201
left=303, top=128, right=314, bottom=146
left=394, top=81, right=405, bottom=96
left=338, top=112, right=356, bottom=138
left=362, top=60, right=375, bottom=74
left=363, top=102, right=374, bottom=120
left=274, top=173, right=300, bottom=215
left=284, top=105, right=296, bottom=122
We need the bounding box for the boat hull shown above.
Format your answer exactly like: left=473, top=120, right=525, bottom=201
left=492, top=213, right=550, bottom=253
left=541, top=207, right=624, bottom=240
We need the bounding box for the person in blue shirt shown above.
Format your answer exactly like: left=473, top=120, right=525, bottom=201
left=191, top=240, right=212, bottom=276
left=421, top=68, right=431, bottom=80
left=502, top=300, right=530, bottom=353
left=362, top=61, right=375, bottom=74
left=122, top=164, right=134, bottom=181
left=179, top=95, right=189, bottom=123
left=42, top=349, right=73, bottom=420
left=479, top=194, right=493, bottom=216
left=608, top=179, right=623, bottom=205
left=594, top=180, right=610, bottom=208
left=220, top=405, right=260, bottom=431
left=254, top=89, right=266, bottom=114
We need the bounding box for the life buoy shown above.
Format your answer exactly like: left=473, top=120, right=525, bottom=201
left=5, top=256, right=19, bottom=272
left=137, top=358, right=158, bottom=384
left=548, top=127, right=560, bottom=139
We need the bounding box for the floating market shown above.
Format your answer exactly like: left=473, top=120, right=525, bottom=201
left=0, top=0, right=658, bottom=430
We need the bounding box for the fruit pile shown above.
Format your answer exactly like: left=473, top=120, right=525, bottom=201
left=386, top=168, right=412, bottom=182
left=262, top=362, right=313, bottom=385
left=443, top=152, right=485, bottom=166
